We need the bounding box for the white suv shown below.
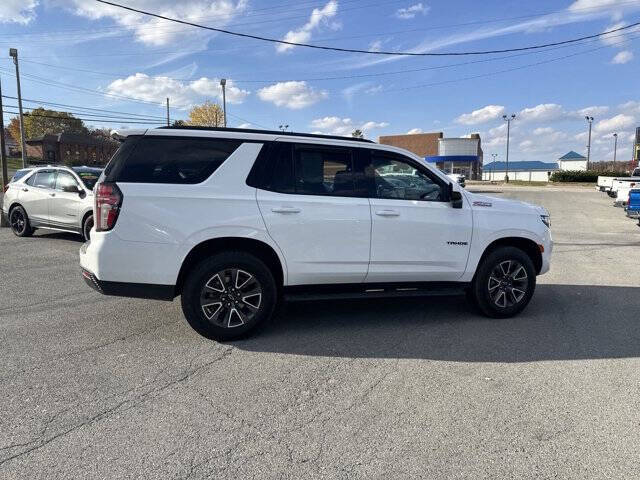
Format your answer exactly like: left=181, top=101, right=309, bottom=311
left=80, top=127, right=552, bottom=340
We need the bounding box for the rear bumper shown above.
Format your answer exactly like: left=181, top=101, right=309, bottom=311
left=82, top=268, right=175, bottom=300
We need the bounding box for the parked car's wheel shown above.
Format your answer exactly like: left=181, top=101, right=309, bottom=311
left=469, top=246, right=536, bottom=318
left=181, top=251, right=278, bottom=341
left=82, top=215, right=94, bottom=242
left=9, top=206, right=33, bottom=237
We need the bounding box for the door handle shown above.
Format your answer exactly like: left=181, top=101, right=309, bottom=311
left=22, top=188, right=29, bottom=192
left=271, top=206, right=301, bottom=214
left=49, top=192, right=56, bottom=197
left=375, top=209, right=400, bottom=217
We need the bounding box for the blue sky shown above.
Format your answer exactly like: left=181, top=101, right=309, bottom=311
left=1, top=0, right=639, bottom=163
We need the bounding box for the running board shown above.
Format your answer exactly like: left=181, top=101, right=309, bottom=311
left=283, top=282, right=469, bottom=302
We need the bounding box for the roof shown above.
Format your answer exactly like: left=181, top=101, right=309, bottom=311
left=157, top=126, right=375, bottom=143
left=559, top=150, right=586, bottom=160
left=26, top=132, right=106, bottom=146
left=484, top=161, right=559, bottom=172
left=379, top=132, right=443, bottom=157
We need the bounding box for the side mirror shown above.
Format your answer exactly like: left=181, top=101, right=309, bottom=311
left=448, top=182, right=463, bottom=209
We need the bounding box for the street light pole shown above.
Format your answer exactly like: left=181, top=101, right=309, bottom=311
left=9, top=48, right=26, bottom=169
left=502, top=114, right=516, bottom=183
left=166, top=98, right=170, bottom=126
left=220, top=78, right=227, bottom=128
left=491, top=153, right=497, bottom=181
left=585, top=115, right=594, bottom=170
left=613, top=133, right=618, bottom=166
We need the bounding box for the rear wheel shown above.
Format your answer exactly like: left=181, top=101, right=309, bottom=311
left=181, top=251, right=277, bottom=341
left=9, top=206, right=33, bottom=237
left=469, top=246, right=536, bottom=318
left=82, top=215, right=94, bottom=241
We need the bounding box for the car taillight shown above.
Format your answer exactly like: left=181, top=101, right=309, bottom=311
left=94, top=182, right=122, bottom=232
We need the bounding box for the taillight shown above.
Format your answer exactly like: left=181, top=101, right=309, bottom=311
left=94, top=182, right=122, bottom=232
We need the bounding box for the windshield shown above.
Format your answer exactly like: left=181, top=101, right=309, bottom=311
left=73, top=170, right=102, bottom=190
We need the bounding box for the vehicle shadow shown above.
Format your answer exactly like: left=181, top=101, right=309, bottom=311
left=234, top=284, right=640, bottom=362
left=32, top=231, right=83, bottom=242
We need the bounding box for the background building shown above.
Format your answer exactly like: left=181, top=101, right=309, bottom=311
left=483, top=151, right=590, bottom=181
left=379, top=131, right=483, bottom=179
left=25, top=132, right=118, bottom=166
left=557, top=151, right=587, bottom=171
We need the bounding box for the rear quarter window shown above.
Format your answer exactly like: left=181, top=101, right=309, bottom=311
left=107, top=136, right=242, bottom=184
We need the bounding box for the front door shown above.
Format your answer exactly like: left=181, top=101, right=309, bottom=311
left=366, top=151, right=473, bottom=282
left=256, top=142, right=371, bottom=285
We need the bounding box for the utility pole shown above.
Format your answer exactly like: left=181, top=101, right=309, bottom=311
left=491, top=153, right=497, bottom=181
left=585, top=115, right=594, bottom=170
left=502, top=114, right=516, bottom=183
left=0, top=77, right=8, bottom=227
left=220, top=78, right=227, bottom=128
left=613, top=133, right=618, bottom=166
left=9, top=48, right=26, bottom=169
left=166, top=98, right=170, bottom=126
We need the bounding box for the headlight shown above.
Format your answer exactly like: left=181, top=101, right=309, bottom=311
left=540, top=214, right=551, bottom=228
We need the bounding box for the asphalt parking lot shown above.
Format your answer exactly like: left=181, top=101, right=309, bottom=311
left=1, top=186, right=640, bottom=479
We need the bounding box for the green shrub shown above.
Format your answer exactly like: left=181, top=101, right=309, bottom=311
left=550, top=170, right=630, bottom=182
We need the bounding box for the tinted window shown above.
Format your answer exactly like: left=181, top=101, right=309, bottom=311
left=73, top=169, right=101, bottom=190
left=30, top=170, right=56, bottom=189
left=55, top=171, right=79, bottom=191
left=113, top=137, right=241, bottom=184
left=294, top=146, right=354, bottom=196
left=104, top=136, right=140, bottom=178
left=371, top=153, right=444, bottom=201
left=264, top=143, right=295, bottom=193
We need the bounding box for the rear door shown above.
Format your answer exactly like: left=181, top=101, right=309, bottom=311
left=255, top=142, right=372, bottom=285
left=49, top=170, right=84, bottom=229
left=21, top=170, right=56, bottom=224
left=366, top=150, right=473, bottom=282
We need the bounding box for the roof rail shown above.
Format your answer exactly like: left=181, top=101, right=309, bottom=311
left=156, top=126, right=375, bottom=143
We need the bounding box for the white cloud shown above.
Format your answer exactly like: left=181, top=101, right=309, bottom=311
left=237, top=123, right=252, bottom=129
left=276, top=0, right=339, bottom=53
left=575, top=105, right=610, bottom=117
left=257, top=81, right=328, bottom=109
left=594, top=113, right=636, bottom=133
left=600, top=22, right=627, bottom=46
left=533, top=127, right=553, bottom=135
left=66, top=1, right=247, bottom=46
left=368, top=40, right=383, bottom=52
left=310, top=116, right=388, bottom=136
left=518, top=103, right=565, bottom=122
left=395, top=3, right=429, bottom=19
left=612, top=50, right=634, bottom=64
left=106, top=73, right=249, bottom=108
left=569, top=0, right=627, bottom=11
left=456, top=105, right=505, bottom=125
left=0, top=0, right=38, bottom=24
left=407, top=128, right=423, bottom=134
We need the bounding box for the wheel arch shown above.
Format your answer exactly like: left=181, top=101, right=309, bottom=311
left=175, top=237, right=285, bottom=296
left=477, top=237, right=543, bottom=275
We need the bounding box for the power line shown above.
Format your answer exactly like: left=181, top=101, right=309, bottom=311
left=1, top=109, right=163, bottom=125
left=95, top=0, right=640, bottom=56
left=2, top=104, right=167, bottom=122
left=15, top=28, right=636, bottom=87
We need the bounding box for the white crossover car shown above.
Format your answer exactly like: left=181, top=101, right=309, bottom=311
left=3, top=165, right=101, bottom=241
left=80, top=127, right=552, bottom=341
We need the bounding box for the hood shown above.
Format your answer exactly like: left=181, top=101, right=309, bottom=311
left=463, top=190, right=548, bottom=216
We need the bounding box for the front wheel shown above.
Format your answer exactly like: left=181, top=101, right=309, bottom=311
left=181, top=251, right=278, bottom=341
left=469, top=246, right=536, bottom=318
left=9, top=206, right=33, bottom=237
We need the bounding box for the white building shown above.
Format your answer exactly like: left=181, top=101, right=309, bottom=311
left=482, top=151, right=589, bottom=182
left=557, top=151, right=587, bottom=171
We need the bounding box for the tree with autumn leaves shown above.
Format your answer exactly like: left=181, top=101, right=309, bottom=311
left=7, top=107, right=88, bottom=145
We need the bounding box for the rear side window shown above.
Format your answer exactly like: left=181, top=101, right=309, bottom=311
left=10, top=170, right=31, bottom=183
left=27, top=170, right=56, bottom=189
left=294, top=146, right=353, bottom=196
left=108, top=136, right=242, bottom=184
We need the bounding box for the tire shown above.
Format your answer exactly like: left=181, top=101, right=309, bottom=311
left=82, top=215, right=94, bottom=242
left=469, top=246, right=536, bottom=318
left=9, top=206, right=33, bottom=237
left=181, top=251, right=278, bottom=341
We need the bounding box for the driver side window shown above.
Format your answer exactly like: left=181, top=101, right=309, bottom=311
left=370, top=153, right=444, bottom=201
